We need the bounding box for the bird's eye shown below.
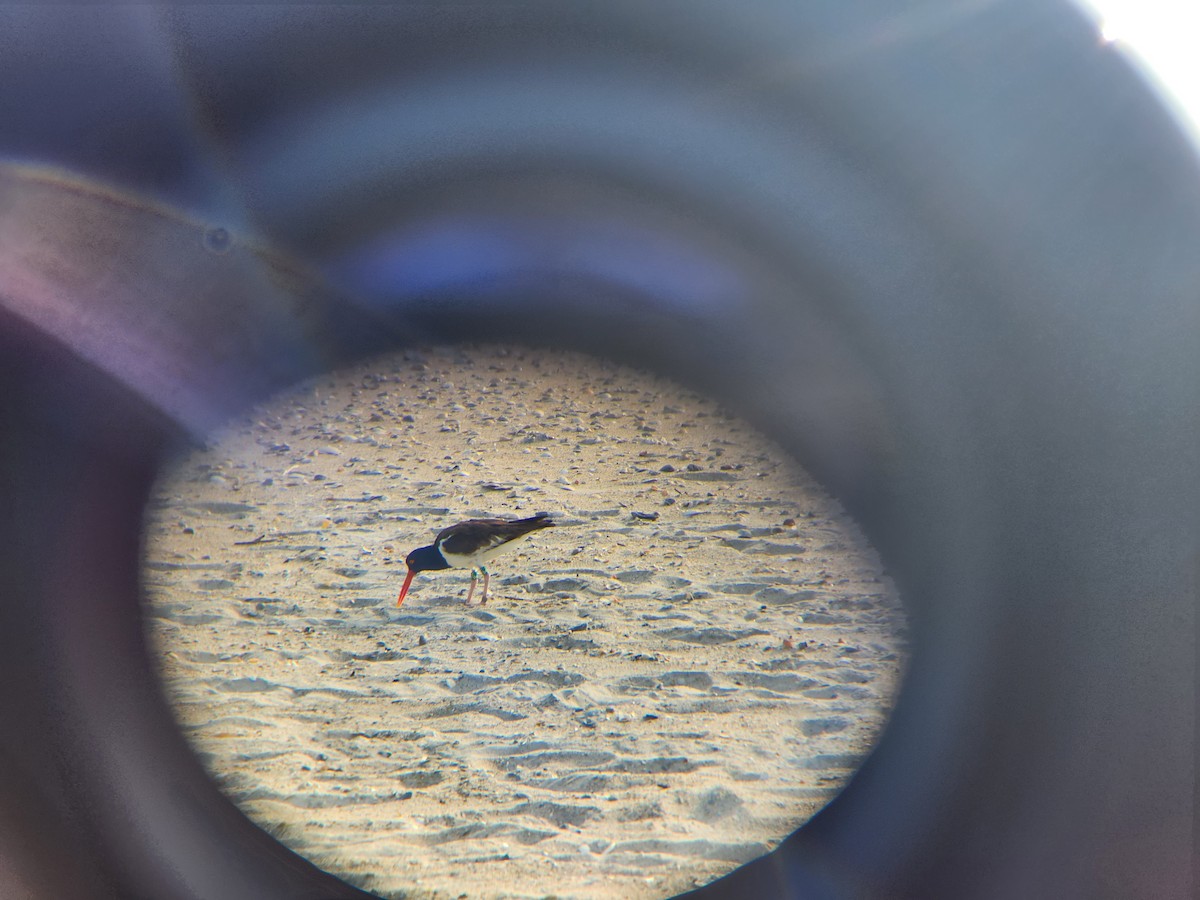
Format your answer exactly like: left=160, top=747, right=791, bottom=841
left=142, top=343, right=907, bottom=900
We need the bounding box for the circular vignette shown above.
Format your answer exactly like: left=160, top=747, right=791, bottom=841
left=0, top=3, right=1195, bottom=900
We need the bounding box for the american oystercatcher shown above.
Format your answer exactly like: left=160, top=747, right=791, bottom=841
left=396, top=513, right=555, bottom=606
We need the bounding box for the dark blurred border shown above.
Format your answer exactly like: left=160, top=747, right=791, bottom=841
left=1, top=3, right=1195, bottom=898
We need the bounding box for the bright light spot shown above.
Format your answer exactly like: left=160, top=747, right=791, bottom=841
left=1097, top=18, right=1121, bottom=45
left=1076, top=1, right=1200, bottom=148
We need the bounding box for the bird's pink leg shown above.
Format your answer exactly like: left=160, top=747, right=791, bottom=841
left=466, top=569, right=477, bottom=605
left=480, top=567, right=490, bottom=605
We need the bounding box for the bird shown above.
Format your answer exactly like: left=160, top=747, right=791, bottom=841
left=396, top=513, right=555, bottom=606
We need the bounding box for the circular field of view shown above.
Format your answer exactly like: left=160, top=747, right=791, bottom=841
left=142, top=345, right=907, bottom=900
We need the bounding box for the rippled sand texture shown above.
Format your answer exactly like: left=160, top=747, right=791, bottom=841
left=143, top=345, right=906, bottom=900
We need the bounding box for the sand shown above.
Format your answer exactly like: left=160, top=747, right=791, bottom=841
left=141, top=344, right=907, bottom=900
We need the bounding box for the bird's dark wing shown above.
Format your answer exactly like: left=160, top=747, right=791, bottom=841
left=436, top=516, right=553, bottom=556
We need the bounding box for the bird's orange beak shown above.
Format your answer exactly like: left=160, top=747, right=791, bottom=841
left=397, top=568, right=417, bottom=606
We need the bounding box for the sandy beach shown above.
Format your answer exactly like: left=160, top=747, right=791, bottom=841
left=141, top=344, right=907, bottom=900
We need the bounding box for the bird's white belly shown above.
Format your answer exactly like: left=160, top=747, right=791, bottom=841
left=440, top=531, right=534, bottom=569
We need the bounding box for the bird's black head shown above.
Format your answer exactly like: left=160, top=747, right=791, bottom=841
left=405, top=544, right=449, bottom=573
